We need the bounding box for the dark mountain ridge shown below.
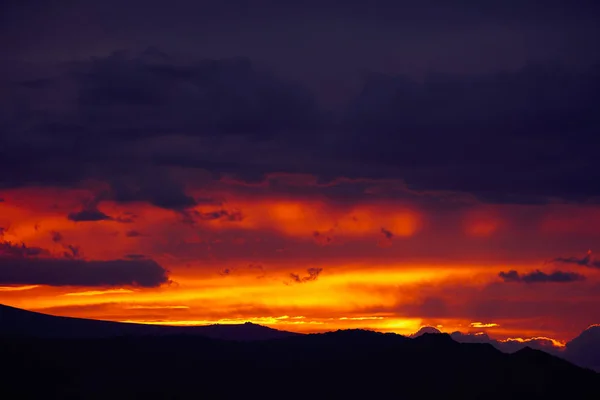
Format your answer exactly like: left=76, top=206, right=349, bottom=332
left=0, top=303, right=297, bottom=340
left=1, top=304, right=599, bottom=399
left=565, top=325, right=600, bottom=371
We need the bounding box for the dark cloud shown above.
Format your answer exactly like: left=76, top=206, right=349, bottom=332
left=125, top=230, right=143, bottom=238
left=0, top=251, right=169, bottom=289
left=551, top=251, right=600, bottom=269
left=194, top=209, right=244, bottom=222
left=3, top=1, right=599, bottom=88
left=71, top=50, right=322, bottom=139
left=115, top=212, right=138, bottom=223
left=377, top=227, right=395, bottom=248
left=48, top=232, right=82, bottom=259
left=17, top=78, right=54, bottom=89
left=1, top=46, right=600, bottom=206
left=497, top=270, right=521, bottom=282
left=498, top=269, right=586, bottom=284
left=106, top=169, right=197, bottom=211
left=68, top=207, right=112, bottom=222
left=0, top=241, right=50, bottom=257
left=195, top=197, right=224, bottom=205
left=339, top=64, right=600, bottom=203
left=0, top=240, right=167, bottom=287
left=313, top=231, right=334, bottom=246
left=0, top=49, right=321, bottom=210
left=50, top=231, right=63, bottom=242
left=289, top=267, right=323, bottom=284
left=218, top=264, right=265, bottom=278
left=63, top=244, right=82, bottom=259
left=380, top=228, right=393, bottom=240
left=218, top=175, right=473, bottom=209
left=398, top=297, right=449, bottom=318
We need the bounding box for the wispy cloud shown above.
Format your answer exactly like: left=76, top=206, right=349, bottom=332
left=551, top=250, right=600, bottom=269
left=469, top=322, right=499, bottom=328
left=0, top=285, right=39, bottom=291
left=289, top=268, right=323, bottom=284
left=125, top=305, right=189, bottom=310
left=63, top=288, right=134, bottom=296
left=498, top=269, right=585, bottom=284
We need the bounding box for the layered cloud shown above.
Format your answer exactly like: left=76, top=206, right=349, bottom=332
left=0, top=48, right=599, bottom=345
left=449, top=331, right=565, bottom=354
left=552, top=251, right=600, bottom=269
left=289, top=268, right=323, bottom=284
left=0, top=241, right=169, bottom=288
left=498, top=270, right=586, bottom=284
left=68, top=207, right=113, bottom=222
left=2, top=49, right=600, bottom=206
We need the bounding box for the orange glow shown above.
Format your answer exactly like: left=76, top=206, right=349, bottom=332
left=466, top=221, right=498, bottom=237
left=469, top=322, right=499, bottom=328
left=499, top=337, right=566, bottom=348
left=191, top=199, right=422, bottom=238
left=463, top=209, right=503, bottom=237
left=539, top=206, right=600, bottom=235
left=1, top=179, right=599, bottom=345
left=0, top=285, right=39, bottom=292
left=64, top=289, right=134, bottom=297
left=125, top=305, right=190, bottom=310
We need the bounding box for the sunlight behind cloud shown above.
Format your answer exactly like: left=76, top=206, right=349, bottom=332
left=63, top=289, right=134, bottom=296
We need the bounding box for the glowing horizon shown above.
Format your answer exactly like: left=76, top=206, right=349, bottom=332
left=2, top=177, right=599, bottom=345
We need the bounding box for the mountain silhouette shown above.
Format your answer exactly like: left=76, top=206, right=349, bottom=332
left=447, top=327, right=600, bottom=373
left=450, top=330, right=563, bottom=353
left=565, top=325, right=600, bottom=371
left=1, top=304, right=599, bottom=399
left=0, top=303, right=298, bottom=341
left=409, top=325, right=442, bottom=337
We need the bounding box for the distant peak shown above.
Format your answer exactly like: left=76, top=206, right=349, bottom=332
left=513, top=346, right=552, bottom=360
left=413, top=332, right=456, bottom=347
left=516, top=345, right=537, bottom=353
left=410, top=326, right=442, bottom=338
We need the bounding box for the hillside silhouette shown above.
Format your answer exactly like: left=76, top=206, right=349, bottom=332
left=0, top=303, right=297, bottom=341
left=565, top=325, right=600, bottom=371
left=1, top=304, right=599, bottom=399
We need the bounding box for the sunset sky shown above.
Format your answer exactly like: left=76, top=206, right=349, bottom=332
left=1, top=0, right=600, bottom=344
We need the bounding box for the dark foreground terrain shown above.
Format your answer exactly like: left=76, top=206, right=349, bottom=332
left=1, top=305, right=599, bottom=399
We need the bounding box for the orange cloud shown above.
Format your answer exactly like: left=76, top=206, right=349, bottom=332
left=539, top=206, right=600, bottom=235
left=463, top=208, right=503, bottom=237
left=0, top=285, right=39, bottom=292
left=499, top=336, right=566, bottom=348
left=64, top=289, right=134, bottom=297
left=1, top=177, right=600, bottom=344
left=469, top=322, right=499, bottom=328
left=189, top=199, right=422, bottom=239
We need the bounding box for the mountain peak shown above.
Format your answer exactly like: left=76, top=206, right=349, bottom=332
left=564, top=324, right=600, bottom=371
left=410, top=326, right=442, bottom=338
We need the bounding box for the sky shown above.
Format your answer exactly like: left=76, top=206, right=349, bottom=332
left=1, top=0, right=600, bottom=343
